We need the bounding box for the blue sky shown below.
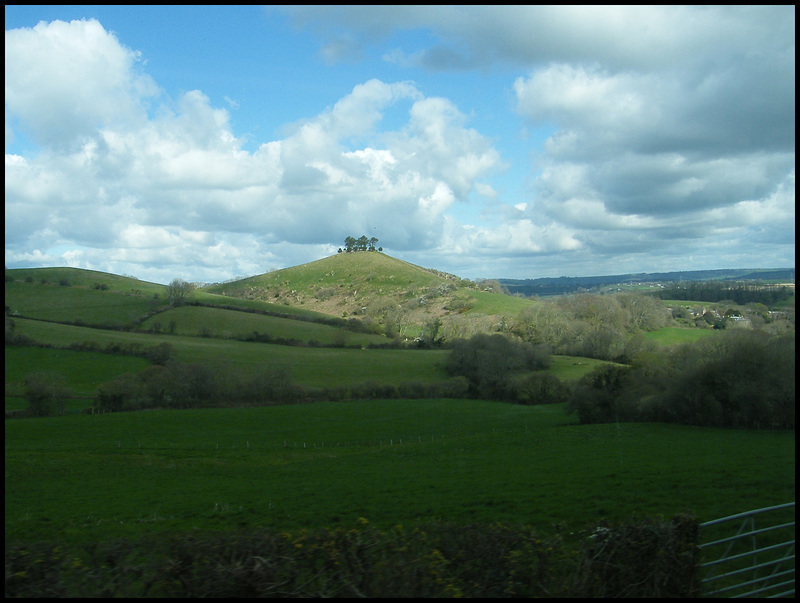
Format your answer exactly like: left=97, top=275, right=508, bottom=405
left=5, top=6, right=795, bottom=284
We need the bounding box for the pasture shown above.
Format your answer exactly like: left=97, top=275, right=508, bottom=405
left=5, top=400, right=794, bottom=547
left=7, top=318, right=451, bottom=389
left=137, top=304, right=387, bottom=347
left=4, top=347, right=149, bottom=411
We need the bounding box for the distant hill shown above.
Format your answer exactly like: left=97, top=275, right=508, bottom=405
left=202, top=251, right=534, bottom=335
left=498, top=268, right=795, bottom=297
left=4, top=256, right=534, bottom=340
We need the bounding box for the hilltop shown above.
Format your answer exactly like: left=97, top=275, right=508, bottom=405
left=203, top=252, right=534, bottom=338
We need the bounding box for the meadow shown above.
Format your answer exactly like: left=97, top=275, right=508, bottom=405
left=7, top=317, right=452, bottom=389
left=5, top=399, right=794, bottom=548
left=5, top=261, right=794, bottom=586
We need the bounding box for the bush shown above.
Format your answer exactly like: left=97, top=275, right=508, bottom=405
left=657, top=331, right=795, bottom=429
left=566, top=364, right=634, bottom=424
left=446, top=334, right=551, bottom=399
left=4, top=516, right=700, bottom=598
left=509, top=372, right=571, bottom=405
left=22, top=372, right=71, bottom=417
left=572, top=514, right=700, bottom=597
left=95, top=373, right=144, bottom=412
left=144, top=342, right=173, bottom=365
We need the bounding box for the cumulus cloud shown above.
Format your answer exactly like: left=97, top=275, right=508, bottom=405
left=5, top=18, right=504, bottom=282
left=283, top=5, right=794, bottom=272
left=5, top=8, right=795, bottom=281
left=4, top=18, right=157, bottom=148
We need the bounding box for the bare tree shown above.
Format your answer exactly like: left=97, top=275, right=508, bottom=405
left=167, top=278, right=194, bottom=306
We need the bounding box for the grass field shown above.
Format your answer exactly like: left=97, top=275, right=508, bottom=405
left=5, top=280, right=163, bottom=327
left=5, top=264, right=794, bottom=565
left=138, top=305, right=388, bottom=347
left=4, top=347, right=150, bottom=411
left=7, top=318, right=452, bottom=389
left=462, top=289, right=535, bottom=316
left=5, top=400, right=794, bottom=547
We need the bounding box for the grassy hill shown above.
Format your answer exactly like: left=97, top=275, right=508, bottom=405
left=203, top=251, right=535, bottom=336
left=4, top=258, right=531, bottom=412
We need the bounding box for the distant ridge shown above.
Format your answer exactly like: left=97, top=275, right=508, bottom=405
left=498, top=268, right=795, bottom=297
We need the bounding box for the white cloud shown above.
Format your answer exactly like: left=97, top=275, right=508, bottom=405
left=4, top=18, right=157, bottom=148
left=5, top=18, right=506, bottom=282
left=4, top=8, right=794, bottom=281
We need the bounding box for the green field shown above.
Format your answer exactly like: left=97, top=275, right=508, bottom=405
left=462, top=289, right=535, bottom=316
left=4, top=347, right=150, bottom=411
left=138, top=304, right=388, bottom=347
left=5, top=264, right=795, bottom=567
left=5, top=400, right=794, bottom=547
left=8, top=318, right=451, bottom=389
left=5, top=279, right=163, bottom=326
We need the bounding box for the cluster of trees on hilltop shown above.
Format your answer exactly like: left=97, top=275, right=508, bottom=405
left=338, top=235, right=381, bottom=253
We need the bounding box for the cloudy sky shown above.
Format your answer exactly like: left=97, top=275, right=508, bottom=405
left=5, top=6, right=795, bottom=284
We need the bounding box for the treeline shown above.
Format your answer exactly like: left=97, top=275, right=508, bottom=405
left=655, top=280, right=793, bottom=306
left=91, top=361, right=471, bottom=414
left=567, top=329, right=795, bottom=429
left=500, top=268, right=795, bottom=297
left=509, top=292, right=671, bottom=362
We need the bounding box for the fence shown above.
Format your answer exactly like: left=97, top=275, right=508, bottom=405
left=698, top=501, right=795, bottom=598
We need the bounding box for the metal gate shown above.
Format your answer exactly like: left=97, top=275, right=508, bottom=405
left=698, top=501, right=795, bottom=598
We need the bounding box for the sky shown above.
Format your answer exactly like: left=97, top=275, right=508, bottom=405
left=4, top=5, right=795, bottom=285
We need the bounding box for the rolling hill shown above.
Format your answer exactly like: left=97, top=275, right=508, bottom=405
left=202, top=251, right=535, bottom=336
left=4, top=256, right=537, bottom=409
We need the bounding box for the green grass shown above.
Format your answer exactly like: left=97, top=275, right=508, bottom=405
left=5, top=267, right=165, bottom=296
left=5, top=280, right=164, bottom=326
left=5, top=400, right=794, bottom=546
left=548, top=355, right=621, bottom=380
left=9, top=318, right=452, bottom=389
left=462, top=289, right=535, bottom=316
left=206, top=252, right=448, bottom=298
left=139, top=305, right=387, bottom=346
left=4, top=347, right=149, bottom=409
left=194, top=290, right=334, bottom=320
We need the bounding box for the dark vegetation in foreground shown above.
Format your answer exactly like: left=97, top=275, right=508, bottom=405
left=6, top=516, right=700, bottom=598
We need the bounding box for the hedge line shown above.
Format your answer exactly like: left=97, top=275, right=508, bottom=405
left=6, top=515, right=700, bottom=598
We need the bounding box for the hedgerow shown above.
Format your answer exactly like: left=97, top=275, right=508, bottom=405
left=5, top=515, right=700, bottom=598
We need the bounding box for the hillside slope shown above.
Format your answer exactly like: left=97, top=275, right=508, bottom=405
left=203, top=252, right=533, bottom=338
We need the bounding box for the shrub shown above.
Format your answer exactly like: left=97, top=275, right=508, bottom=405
left=565, top=364, right=635, bottom=424
left=509, top=372, right=571, bottom=405
left=446, top=334, right=551, bottom=399
left=23, top=372, right=71, bottom=417
left=4, top=516, right=700, bottom=597
left=657, top=331, right=795, bottom=429
left=144, top=342, right=173, bottom=365
left=567, top=330, right=795, bottom=429
left=95, top=373, right=144, bottom=412
left=571, top=514, right=700, bottom=597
